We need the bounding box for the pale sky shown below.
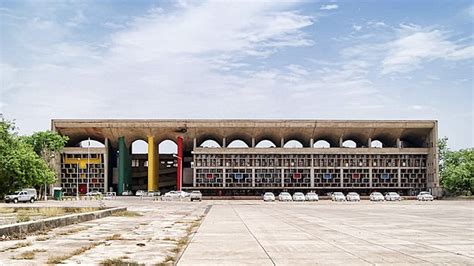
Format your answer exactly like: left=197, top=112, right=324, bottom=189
left=1, top=0, right=473, bottom=150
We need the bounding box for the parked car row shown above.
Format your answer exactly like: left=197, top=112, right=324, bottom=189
left=262, top=191, right=434, bottom=202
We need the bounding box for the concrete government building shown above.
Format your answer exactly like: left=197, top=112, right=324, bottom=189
left=51, top=119, right=441, bottom=197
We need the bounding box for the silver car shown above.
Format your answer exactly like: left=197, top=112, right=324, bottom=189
left=385, top=192, right=401, bottom=201
left=305, top=192, right=319, bottom=201
left=292, top=192, right=305, bottom=202
left=190, top=191, right=202, bottom=201
left=417, top=191, right=434, bottom=201
left=346, top=192, right=360, bottom=202
left=278, top=192, right=292, bottom=201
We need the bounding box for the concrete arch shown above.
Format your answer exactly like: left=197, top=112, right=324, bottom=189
left=313, top=135, right=339, bottom=147
left=370, top=140, right=383, bottom=148
left=342, top=134, right=367, bottom=147
left=131, top=139, right=148, bottom=154
left=254, top=134, right=281, bottom=148
left=227, top=140, right=250, bottom=148
left=282, top=133, right=309, bottom=147
left=225, top=133, right=252, bottom=148
left=313, top=140, right=331, bottom=148
left=69, top=136, right=106, bottom=147
left=342, top=140, right=357, bottom=148
left=371, top=134, right=397, bottom=148
left=200, top=140, right=221, bottom=148
left=283, top=140, right=303, bottom=148
left=255, top=139, right=277, bottom=148
left=159, top=139, right=178, bottom=154
left=197, top=134, right=223, bottom=147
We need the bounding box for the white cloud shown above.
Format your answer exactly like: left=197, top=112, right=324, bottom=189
left=319, top=4, right=339, bottom=10
left=320, top=4, right=338, bottom=10
left=352, top=25, right=362, bottom=31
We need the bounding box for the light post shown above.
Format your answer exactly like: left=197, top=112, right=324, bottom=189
left=87, top=138, right=90, bottom=195
left=173, top=154, right=183, bottom=191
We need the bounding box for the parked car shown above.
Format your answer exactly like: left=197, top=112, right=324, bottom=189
left=104, top=192, right=116, bottom=200
left=86, top=191, right=102, bottom=197
left=305, top=192, right=319, bottom=201
left=292, top=192, right=305, bottom=202
left=163, top=191, right=180, bottom=199
left=346, top=192, right=360, bottom=202
left=278, top=192, right=292, bottom=201
left=135, top=190, right=146, bottom=196
left=190, top=191, right=203, bottom=202
left=263, top=192, right=275, bottom=202
left=5, top=189, right=37, bottom=203
left=122, top=190, right=132, bottom=196
left=370, top=192, right=385, bottom=201
left=331, top=192, right=346, bottom=202
left=385, top=192, right=401, bottom=201
left=417, top=191, right=434, bottom=201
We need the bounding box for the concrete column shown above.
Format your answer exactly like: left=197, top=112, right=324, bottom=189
left=177, top=136, right=183, bottom=191
left=368, top=138, right=372, bottom=148
left=252, top=168, right=255, bottom=187
left=281, top=138, right=285, bottom=148
left=369, top=167, right=373, bottom=187
left=104, top=138, right=109, bottom=193
left=310, top=153, right=314, bottom=187
left=193, top=166, right=196, bottom=187
left=222, top=168, right=226, bottom=187
left=118, top=136, right=131, bottom=195
left=222, top=138, right=226, bottom=148
left=339, top=137, right=343, bottom=147
left=281, top=168, right=285, bottom=187
left=340, top=168, right=344, bottom=188
left=310, top=138, right=314, bottom=148
left=147, top=136, right=158, bottom=192
left=397, top=138, right=402, bottom=148
left=398, top=167, right=402, bottom=187
left=251, top=138, right=255, bottom=148
left=193, top=138, right=197, bottom=149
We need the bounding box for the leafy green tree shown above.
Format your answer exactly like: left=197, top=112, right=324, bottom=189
left=439, top=137, right=474, bottom=196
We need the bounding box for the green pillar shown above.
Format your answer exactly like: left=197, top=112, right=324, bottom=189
left=118, top=137, right=131, bottom=195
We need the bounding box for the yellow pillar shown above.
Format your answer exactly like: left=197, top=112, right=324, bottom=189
left=147, top=136, right=158, bottom=192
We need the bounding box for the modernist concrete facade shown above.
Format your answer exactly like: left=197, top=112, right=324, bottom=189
left=52, top=119, right=441, bottom=197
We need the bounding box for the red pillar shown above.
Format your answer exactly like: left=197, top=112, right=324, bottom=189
left=177, top=136, right=183, bottom=191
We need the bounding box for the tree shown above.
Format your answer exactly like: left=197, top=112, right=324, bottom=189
left=438, top=137, right=474, bottom=196
left=0, top=116, right=56, bottom=196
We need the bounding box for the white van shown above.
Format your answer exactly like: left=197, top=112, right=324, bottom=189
left=5, top=188, right=37, bottom=203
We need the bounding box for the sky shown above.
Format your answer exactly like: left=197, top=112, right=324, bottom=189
left=0, top=0, right=473, bottom=151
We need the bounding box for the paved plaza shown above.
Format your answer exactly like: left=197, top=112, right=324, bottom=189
left=0, top=199, right=473, bottom=265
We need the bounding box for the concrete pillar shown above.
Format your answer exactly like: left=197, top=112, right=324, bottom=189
left=397, top=138, right=402, bottom=148
left=339, top=137, right=343, bottom=147
left=310, top=138, right=314, bottom=148
left=147, top=136, right=158, bottom=192
left=252, top=168, right=255, bottom=187
left=251, top=138, right=255, bottom=148
left=398, top=167, right=402, bottom=187
left=118, top=136, right=131, bottom=195
left=281, top=168, right=285, bottom=187
left=281, top=138, right=285, bottom=148
left=193, top=138, right=197, bottom=149
left=193, top=164, right=196, bottom=187
left=104, top=138, right=109, bottom=193
left=368, top=138, right=372, bottom=148
left=177, top=136, right=183, bottom=191
left=222, top=138, right=226, bottom=148
left=310, top=153, right=314, bottom=187
left=369, top=167, right=373, bottom=187
left=340, top=168, right=344, bottom=188
left=222, top=168, right=226, bottom=187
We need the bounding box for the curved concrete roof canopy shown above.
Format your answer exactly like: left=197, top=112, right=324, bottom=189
left=51, top=119, right=436, bottom=150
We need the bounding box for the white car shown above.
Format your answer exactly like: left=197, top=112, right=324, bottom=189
left=417, top=191, right=434, bottom=201
left=370, top=192, right=385, bottom=201
left=135, top=190, right=146, bottom=196
left=331, top=192, right=346, bottom=202
left=278, top=192, right=292, bottom=201
left=346, top=192, right=360, bottom=202
left=122, top=190, right=132, bottom=196
left=292, top=192, right=305, bottom=202
left=305, top=192, right=319, bottom=201
left=263, top=192, right=275, bottom=202
left=5, top=189, right=37, bottom=203
left=385, top=192, right=401, bottom=201
left=190, top=191, right=202, bottom=201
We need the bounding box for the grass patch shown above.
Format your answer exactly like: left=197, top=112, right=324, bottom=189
left=162, top=237, right=176, bottom=241
left=105, top=234, right=123, bottom=241
left=35, top=235, right=49, bottom=241
left=111, top=211, right=142, bottom=217
left=12, top=250, right=35, bottom=260
left=47, top=242, right=103, bottom=264
left=100, top=257, right=142, bottom=266
left=0, top=207, right=15, bottom=213
left=32, top=248, right=46, bottom=252
left=57, top=226, right=87, bottom=236
left=14, top=241, right=32, bottom=249
left=16, top=214, right=31, bottom=223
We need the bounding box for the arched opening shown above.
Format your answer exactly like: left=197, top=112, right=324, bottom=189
left=255, top=140, right=276, bottom=148
left=79, top=140, right=105, bottom=148
left=283, top=140, right=303, bottom=148
left=371, top=140, right=383, bottom=148
left=314, top=140, right=330, bottom=148
left=159, top=140, right=178, bottom=154
left=200, top=140, right=221, bottom=148
left=342, top=140, right=357, bottom=148
left=227, top=140, right=249, bottom=148
left=131, top=140, right=148, bottom=154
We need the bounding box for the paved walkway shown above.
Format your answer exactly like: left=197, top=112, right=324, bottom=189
left=178, top=201, right=474, bottom=265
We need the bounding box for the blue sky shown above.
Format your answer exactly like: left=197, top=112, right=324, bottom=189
left=0, top=0, right=472, bottom=150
